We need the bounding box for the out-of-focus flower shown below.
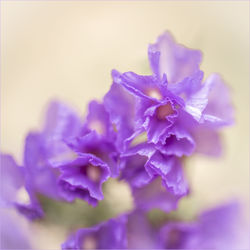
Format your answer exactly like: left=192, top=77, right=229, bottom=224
left=158, top=202, right=247, bottom=249
left=62, top=216, right=127, bottom=249
left=24, top=101, right=82, bottom=200
left=63, top=202, right=245, bottom=249
left=62, top=211, right=160, bottom=249
left=0, top=154, right=43, bottom=220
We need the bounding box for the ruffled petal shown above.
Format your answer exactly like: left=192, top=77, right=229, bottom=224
left=58, top=154, right=111, bottom=205
left=148, top=31, right=202, bottom=83
left=202, top=74, right=234, bottom=127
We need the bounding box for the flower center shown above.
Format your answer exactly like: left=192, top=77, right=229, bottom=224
left=86, top=165, right=101, bottom=182
left=157, top=103, right=174, bottom=120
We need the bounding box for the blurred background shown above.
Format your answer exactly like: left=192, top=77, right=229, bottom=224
left=1, top=1, right=249, bottom=249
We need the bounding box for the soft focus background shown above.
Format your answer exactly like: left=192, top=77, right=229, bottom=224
left=1, top=1, right=249, bottom=249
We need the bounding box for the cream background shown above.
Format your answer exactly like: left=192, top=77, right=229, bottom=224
left=1, top=1, right=249, bottom=249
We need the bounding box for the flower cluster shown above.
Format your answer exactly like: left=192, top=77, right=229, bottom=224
left=1, top=32, right=241, bottom=249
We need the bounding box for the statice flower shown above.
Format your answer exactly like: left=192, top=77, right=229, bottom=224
left=1, top=30, right=239, bottom=249
left=62, top=211, right=160, bottom=249
left=0, top=154, right=43, bottom=220
left=158, top=202, right=246, bottom=249
left=62, top=216, right=127, bottom=249
left=103, top=31, right=233, bottom=212
left=53, top=101, right=119, bottom=206
left=62, top=202, right=244, bottom=249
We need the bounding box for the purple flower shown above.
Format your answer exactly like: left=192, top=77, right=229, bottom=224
left=62, top=216, right=127, bottom=249
left=56, top=153, right=111, bottom=206
left=125, top=210, right=160, bottom=249
left=158, top=202, right=247, bottom=249
left=51, top=101, right=119, bottom=205
left=0, top=154, right=43, bottom=220
left=104, top=32, right=233, bottom=158
left=23, top=101, right=82, bottom=200
left=62, top=211, right=160, bottom=249
left=1, top=101, right=82, bottom=218
left=132, top=161, right=188, bottom=213
left=118, top=140, right=188, bottom=212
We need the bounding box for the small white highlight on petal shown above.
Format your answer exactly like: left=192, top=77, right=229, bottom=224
left=83, top=235, right=97, bottom=250
left=16, top=187, right=30, bottom=205
left=147, top=88, right=162, bottom=100
left=89, top=120, right=105, bottom=135
left=87, top=165, right=101, bottom=182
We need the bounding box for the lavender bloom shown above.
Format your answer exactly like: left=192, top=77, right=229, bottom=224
left=62, top=211, right=160, bottom=249
left=0, top=154, right=43, bottom=220
left=158, top=202, right=246, bottom=249
left=51, top=101, right=119, bottom=206
left=56, top=153, right=111, bottom=206
left=106, top=32, right=233, bottom=155
left=119, top=143, right=188, bottom=212
left=23, top=101, right=82, bottom=200
left=1, top=101, right=82, bottom=219
left=62, top=216, right=127, bottom=249
left=62, top=202, right=246, bottom=249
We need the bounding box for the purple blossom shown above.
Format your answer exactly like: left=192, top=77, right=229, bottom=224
left=23, top=101, right=82, bottom=200
left=62, top=211, right=160, bottom=249
left=0, top=154, right=44, bottom=220
left=158, top=202, right=247, bottom=249
left=1, top=30, right=238, bottom=250
left=62, top=202, right=247, bottom=249
left=51, top=101, right=119, bottom=205
left=62, top=216, right=127, bottom=249
left=105, top=32, right=233, bottom=154
left=56, top=153, right=111, bottom=206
